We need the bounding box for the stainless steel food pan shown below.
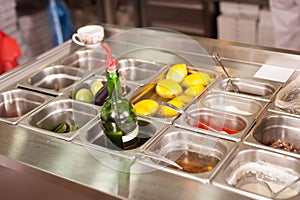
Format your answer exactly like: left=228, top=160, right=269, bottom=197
left=245, top=111, right=300, bottom=158
left=137, top=126, right=236, bottom=183
left=19, top=99, right=99, bottom=141
left=75, top=116, right=168, bottom=156
left=213, top=144, right=300, bottom=200
left=174, top=106, right=251, bottom=141
left=212, top=77, right=282, bottom=102
left=17, top=65, right=91, bottom=96
left=199, top=92, right=267, bottom=119
left=65, top=75, right=141, bottom=106
left=114, top=58, right=168, bottom=85
left=60, top=49, right=107, bottom=73
left=0, top=88, right=53, bottom=125
left=130, top=66, right=217, bottom=124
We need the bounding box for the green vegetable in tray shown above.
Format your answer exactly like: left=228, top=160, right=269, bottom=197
left=53, top=123, right=69, bottom=133
left=53, top=123, right=77, bottom=133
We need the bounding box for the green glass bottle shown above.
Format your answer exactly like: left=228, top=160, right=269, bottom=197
left=101, top=43, right=139, bottom=150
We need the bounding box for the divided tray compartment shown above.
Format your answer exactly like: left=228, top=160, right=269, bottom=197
left=136, top=126, right=236, bottom=183
left=130, top=66, right=217, bottom=124
left=174, top=105, right=251, bottom=142
left=17, top=65, right=92, bottom=96
left=213, top=144, right=300, bottom=200
left=0, top=87, right=54, bottom=125
left=19, top=99, right=99, bottom=141
left=244, top=110, right=300, bottom=158
left=65, top=74, right=141, bottom=106
left=211, top=76, right=282, bottom=102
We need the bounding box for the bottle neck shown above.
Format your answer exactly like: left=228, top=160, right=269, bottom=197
left=106, top=69, right=123, bottom=100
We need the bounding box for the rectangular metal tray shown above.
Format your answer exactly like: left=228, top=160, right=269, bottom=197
left=136, top=125, right=236, bottom=183
left=213, top=143, right=300, bottom=200
left=130, top=66, right=218, bottom=124
left=17, top=64, right=93, bottom=96
left=174, top=104, right=253, bottom=142
left=74, top=116, right=169, bottom=158
left=211, top=75, right=282, bottom=102
left=197, top=91, right=268, bottom=120
left=64, top=74, right=141, bottom=106
left=0, top=85, right=54, bottom=125
left=19, top=98, right=99, bottom=141
left=244, top=110, right=300, bottom=158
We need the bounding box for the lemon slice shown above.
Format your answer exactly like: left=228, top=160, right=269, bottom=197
left=156, top=79, right=182, bottom=99
left=184, top=85, right=205, bottom=97
left=160, top=97, right=183, bottom=117
left=134, top=99, right=159, bottom=116
left=176, top=95, right=193, bottom=105
left=182, top=72, right=211, bottom=88
left=166, top=63, right=188, bottom=83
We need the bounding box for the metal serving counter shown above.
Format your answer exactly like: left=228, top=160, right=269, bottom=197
left=1, top=24, right=300, bottom=200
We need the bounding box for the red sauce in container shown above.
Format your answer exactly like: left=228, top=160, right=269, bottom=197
left=193, top=122, right=239, bottom=134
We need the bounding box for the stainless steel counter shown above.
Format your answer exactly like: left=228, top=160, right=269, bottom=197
left=1, top=24, right=300, bottom=200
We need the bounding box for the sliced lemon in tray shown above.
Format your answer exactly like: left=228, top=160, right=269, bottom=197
left=166, top=63, right=187, bottom=83
left=156, top=79, right=182, bottom=99
left=134, top=99, right=160, bottom=116
left=184, top=85, right=205, bottom=97
left=182, top=72, right=211, bottom=88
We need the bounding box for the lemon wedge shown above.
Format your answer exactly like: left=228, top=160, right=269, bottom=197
left=134, top=99, right=159, bottom=116
left=156, top=79, right=182, bottom=99
left=184, top=85, right=205, bottom=97
left=166, top=63, right=188, bottom=83
left=160, top=98, right=182, bottom=117
left=182, top=72, right=212, bottom=88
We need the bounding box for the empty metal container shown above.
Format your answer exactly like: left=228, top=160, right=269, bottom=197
left=18, top=65, right=87, bottom=96
left=0, top=88, right=53, bottom=124
left=138, top=126, right=236, bottom=183
left=19, top=99, right=99, bottom=141
left=213, top=144, right=300, bottom=199
left=116, top=59, right=167, bottom=84
left=61, top=49, right=106, bottom=72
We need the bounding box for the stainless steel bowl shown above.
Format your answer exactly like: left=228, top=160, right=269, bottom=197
left=19, top=99, right=99, bottom=141
left=0, top=88, right=53, bottom=124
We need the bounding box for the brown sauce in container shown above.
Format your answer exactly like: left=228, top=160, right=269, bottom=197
left=167, top=150, right=220, bottom=173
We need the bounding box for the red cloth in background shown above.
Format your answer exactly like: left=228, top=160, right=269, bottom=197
left=0, top=31, right=22, bottom=74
